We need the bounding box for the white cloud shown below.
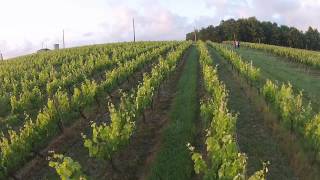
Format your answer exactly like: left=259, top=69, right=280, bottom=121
left=1, top=0, right=320, bottom=59
left=0, top=0, right=194, bottom=58
left=204, top=0, right=320, bottom=30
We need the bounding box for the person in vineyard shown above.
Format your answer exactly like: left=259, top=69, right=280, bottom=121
left=235, top=41, right=239, bottom=49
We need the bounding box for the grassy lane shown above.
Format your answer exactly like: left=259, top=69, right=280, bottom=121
left=235, top=47, right=320, bottom=111
left=148, top=46, right=199, bottom=180
left=208, top=47, right=296, bottom=179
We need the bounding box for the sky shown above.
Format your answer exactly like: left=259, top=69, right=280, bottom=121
left=1, top=0, right=320, bottom=59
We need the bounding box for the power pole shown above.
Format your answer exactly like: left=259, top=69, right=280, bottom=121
left=133, top=18, right=136, bottom=42
left=0, top=51, right=3, bottom=61
left=194, top=27, right=197, bottom=42
left=62, top=29, right=65, bottom=48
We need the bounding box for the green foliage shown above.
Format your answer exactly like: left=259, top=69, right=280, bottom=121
left=48, top=153, right=87, bottom=180
left=211, top=40, right=320, bottom=172
left=186, top=17, right=319, bottom=51
left=188, top=41, right=267, bottom=179
left=83, top=94, right=136, bottom=160
left=212, top=41, right=318, bottom=139
left=10, top=86, right=44, bottom=114
left=71, top=80, right=97, bottom=111
left=0, top=94, right=10, bottom=116
left=187, top=146, right=207, bottom=174
left=4, top=114, right=19, bottom=127
left=209, top=42, right=261, bottom=83
left=0, top=41, right=173, bottom=128
left=262, top=80, right=313, bottom=133
left=210, top=42, right=318, bottom=150
left=242, top=42, right=320, bottom=68
left=54, top=89, right=77, bottom=123
left=83, top=41, right=192, bottom=162
left=248, top=162, right=269, bottom=180
left=0, top=41, right=184, bottom=178
left=305, top=113, right=320, bottom=159
left=219, top=40, right=320, bottom=166
left=262, top=79, right=320, bottom=161
left=148, top=45, right=197, bottom=179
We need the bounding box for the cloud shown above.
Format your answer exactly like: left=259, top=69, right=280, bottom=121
left=0, top=0, right=194, bottom=59
left=95, top=3, right=193, bottom=42
left=203, top=0, right=320, bottom=30
left=83, top=32, right=95, bottom=37
left=1, top=0, right=320, bottom=59
left=0, top=40, right=36, bottom=58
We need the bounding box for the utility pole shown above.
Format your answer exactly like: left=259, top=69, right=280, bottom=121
left=62, top=29, right=65, bottom=48
left=132, top=18, right=136, bottom=42
left=0, top=51, right=3, bottom=61
left=194, top=27, right=197, bottom=42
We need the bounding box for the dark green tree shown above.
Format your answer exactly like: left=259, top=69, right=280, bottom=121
left=305, top=27, right=320, bottom=50
left=186, top=17, right=320, bottom=51
left=287, top=27, right=305, bottom=48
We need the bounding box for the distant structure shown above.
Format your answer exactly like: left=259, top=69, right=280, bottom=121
left=0, top=52, right=3, bottom=61
left=63, top=30, right=65, bottom=48
left=37, top=41, right=50, bottom=53
left=133, top=18, right=136, bottom=42
left=37, top=48, right=51, bottom=53
left=54, top=44, right=60, bottom=50
left=36, top=28, right=65, bottom=53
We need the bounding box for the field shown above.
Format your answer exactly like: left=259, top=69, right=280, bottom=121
left=0, top=40, right=320, bottom=180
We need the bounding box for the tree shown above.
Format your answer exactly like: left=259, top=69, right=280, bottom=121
left=279, top=25, right=290, bottom=46
left=305, top=27, right=320, bottom=50
left=185, top=17, right=320, bottom=51
left=287, top=27, right=305, bottom=48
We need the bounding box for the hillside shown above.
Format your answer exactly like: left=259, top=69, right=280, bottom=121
left=0, top=41, right=320, bottom=179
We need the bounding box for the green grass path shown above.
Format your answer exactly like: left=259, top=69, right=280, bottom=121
left=148, top=46, right=199, bottom=180
left=235, top=47, right=320, bottom=111
left=209, top=46, right=296, bottom=180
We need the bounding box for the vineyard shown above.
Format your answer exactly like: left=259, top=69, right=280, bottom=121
left=0, top=40, right=320, bottom=180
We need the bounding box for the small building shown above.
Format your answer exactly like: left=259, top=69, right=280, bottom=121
left=54, top=44, right=59, bottom=50
left=37, top=48, right=51, bottom=53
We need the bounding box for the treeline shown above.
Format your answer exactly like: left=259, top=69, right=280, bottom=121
left=186, top=17, right=320, bottom=50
